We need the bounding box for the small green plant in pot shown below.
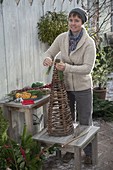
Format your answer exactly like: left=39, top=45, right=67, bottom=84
left=92, top=45, right=113, bottom=99
left=92, top=47, right=108, bottom=89
left=92, top=46, right=109, bottom=99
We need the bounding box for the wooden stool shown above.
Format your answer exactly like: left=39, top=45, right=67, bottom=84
left=68, top=126, right=100, bottom=170
left=33, top=125, right=100, bottom=170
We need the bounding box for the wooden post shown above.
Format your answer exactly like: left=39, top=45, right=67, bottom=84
left=43, top=103, right=48, bottom=128
left=74, top=147, right=81, bottom=170
left=3, top=106, right=13, bottom=138
left=92, top=134, right=98, bottom=165
left=24, top=108, right=34, bottom=135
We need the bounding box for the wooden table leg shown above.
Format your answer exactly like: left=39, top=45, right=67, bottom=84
left=2, top=106, right=13, bottom=138
left=74, top=147, right=81, bottom=170
left=92, top=134, right=98, bottom=165
left=56, top=149, right=62, bottom=159
left=24, top=108, right=34, bottom=135
left=43, top=103, right=48, bottom=128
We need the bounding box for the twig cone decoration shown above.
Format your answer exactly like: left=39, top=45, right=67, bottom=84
left=47, top=59, right=74, bottom=136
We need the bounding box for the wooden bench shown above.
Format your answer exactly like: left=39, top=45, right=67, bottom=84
left=33, top=125, right=100, bottom=170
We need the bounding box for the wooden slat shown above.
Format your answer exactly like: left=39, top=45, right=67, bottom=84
left=33, top=126, right=100, bottom=148
left=0, top=5, right=7, bottom=99
left=2, top=0, right=23, bottom=92
left=33, top=128, right=74, bottom=145
left=11, top=110, right=25, bottom=142
left=15, top=0, right=20, bottom=5
left=74, top=147, right=81, bottom=170
left=28, top=0, right=33, bottom=5
left=69, top=126, right=100, bottom=148
left=92, top=134, right=98, bottom=165
left=24, top=108, right=34, bottom=134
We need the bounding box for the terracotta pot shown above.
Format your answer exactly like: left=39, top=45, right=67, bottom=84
left=93, top=88, right=107, bottom=99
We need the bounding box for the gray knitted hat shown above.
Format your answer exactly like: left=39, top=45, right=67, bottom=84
left=69, top=7, right=88, bottom=24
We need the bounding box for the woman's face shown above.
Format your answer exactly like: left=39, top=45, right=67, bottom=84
left=68, top=15, right=83, bottom=33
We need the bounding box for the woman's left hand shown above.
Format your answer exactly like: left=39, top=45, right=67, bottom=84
left=56, top=62, right=66, bottom=71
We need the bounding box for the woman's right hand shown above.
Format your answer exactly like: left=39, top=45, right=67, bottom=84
left=43, top=57, right=53, bottom=66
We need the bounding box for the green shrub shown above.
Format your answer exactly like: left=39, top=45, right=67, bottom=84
left=0, top=108, right=8, bottom=145
left=37, top=11, right=68, bottom=46
left=0, top=123, right=59, bottom=170
left=93, top=95, right=113, bottom=121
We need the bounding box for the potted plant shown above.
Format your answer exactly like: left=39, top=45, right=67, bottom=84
left=92, top=45, right=113, bottom=99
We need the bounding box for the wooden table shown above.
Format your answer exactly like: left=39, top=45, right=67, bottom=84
left=0, top=95, right=50, bottom=142
left=33, top=125, right=100, bottom=170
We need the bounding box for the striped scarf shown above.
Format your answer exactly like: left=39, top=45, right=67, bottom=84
left=69, top=29, right=83, bottom=54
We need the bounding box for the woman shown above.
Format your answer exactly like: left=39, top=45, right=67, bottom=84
left=43, top=7, right=96, bottom=163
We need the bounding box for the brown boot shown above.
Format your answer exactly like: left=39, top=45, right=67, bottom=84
left=62, top=152, right=74, bottom=163
left=84, top=156, right=92, bottom=164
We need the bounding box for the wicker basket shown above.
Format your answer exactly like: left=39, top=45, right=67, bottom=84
left=47, top=59, right=74, bottom=136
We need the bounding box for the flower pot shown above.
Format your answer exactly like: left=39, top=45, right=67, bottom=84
left=93, top=88, right=107, bottom=99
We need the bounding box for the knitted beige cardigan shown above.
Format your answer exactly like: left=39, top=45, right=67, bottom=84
left=44, top=27, right=96, bottom=91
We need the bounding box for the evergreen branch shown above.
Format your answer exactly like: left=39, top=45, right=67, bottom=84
left=46, top=66, right=52, bottom=75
